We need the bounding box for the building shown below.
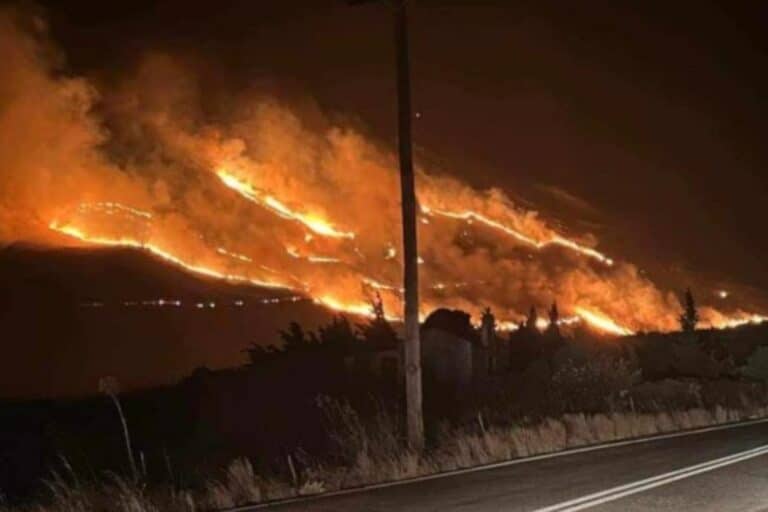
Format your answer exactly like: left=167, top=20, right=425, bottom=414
left=420, top=308, right=508, bottom=390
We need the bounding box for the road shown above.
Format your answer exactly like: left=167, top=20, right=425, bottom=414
left=240, top=419, right=768, bottom=511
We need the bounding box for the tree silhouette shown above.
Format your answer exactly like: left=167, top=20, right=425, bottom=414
left=244, top=343, right=280, bottom=365
left=317, top=316, right=359, bottom=352
left=358, top=293, right=400, bottom=349
left=545, top=302, right=561, bottom=339
left=480, top=307, right=496, bottom=346
left=680, top=288, right=699, bottom=333
left=279, top=321, right=312, bottom=351
left=525, top=306, right=539, bottom=332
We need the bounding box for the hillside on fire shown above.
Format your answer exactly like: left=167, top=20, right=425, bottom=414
left=3, top=244, right=768, bottom=398
left=3, top=1, right=768, bottom=510
left=0, top=1, right=766, bottom=357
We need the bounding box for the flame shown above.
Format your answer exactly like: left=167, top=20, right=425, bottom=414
left=708, top=313, right=768, bottom=330
left=313, top=295, right=379, bottom=318
left=49, top=211, right=763, bottom=339
left=574, top=307, right=634, bottom=336
left=216, top=247, right=253, bottom=263
left=50, top=221, right=292, bottom=290
left=217, top=169, right=355, bottom=240
left=6, top=11, right=767, bottom=348
left=77, top=202, right=153, bottom=219
left=421, top=206, right=613, bottom=265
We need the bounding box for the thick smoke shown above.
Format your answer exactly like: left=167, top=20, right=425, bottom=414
left=0, top=8, right=150, bottom=242
left=0, top=8, right=758, bottom=333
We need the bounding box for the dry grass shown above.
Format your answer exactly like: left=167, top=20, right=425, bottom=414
left=6, top=394, right=768, bottom=512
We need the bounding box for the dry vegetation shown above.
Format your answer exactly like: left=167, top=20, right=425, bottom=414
left=6, top=332, right=768, bottom=512
left=4, top=394, right=767, bottom=512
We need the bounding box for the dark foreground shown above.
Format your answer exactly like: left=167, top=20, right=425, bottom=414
left=249, top=419, right=768, bottom=512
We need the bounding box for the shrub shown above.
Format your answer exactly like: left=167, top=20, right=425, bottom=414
left=741, top=346, right=768, bottom=381
left=549, top=355, right=640, bottom=413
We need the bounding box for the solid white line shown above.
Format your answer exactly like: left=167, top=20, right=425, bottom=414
left=533, top=444, right=768, bottom=512
left=229, top=416, right=768, bottom=511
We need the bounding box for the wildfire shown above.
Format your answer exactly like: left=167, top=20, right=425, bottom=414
left=49, top=198, right=765, bottom=340
left=574, top=307, right=634, bottom=336
left=313, top=295, right=381, bottom=318
left=286, top=246, right=342, bottom=263
left=708, top=314, right=768, bottom=330
left=77, top=202, right=153, bottom=219
left=216, top=169, right=355, bottom=240
left=421, top=206, right=614, bottom=266
left=50, top=221, right=292, bottom=290
left=50, top=214, right=762, bottom=340
left=7, top=9, right=768, bottom=350
left=216, top=247, right=253, bottom=263
left=362, top=277, right=404, bottom=293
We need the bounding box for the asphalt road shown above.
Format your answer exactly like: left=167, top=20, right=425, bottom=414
left=244, top=419, right=768, bottom=512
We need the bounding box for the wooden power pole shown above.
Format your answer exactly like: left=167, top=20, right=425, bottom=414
left=349, top=0, right=424, bottom=449
left=393, top=0, right=424, bottom=451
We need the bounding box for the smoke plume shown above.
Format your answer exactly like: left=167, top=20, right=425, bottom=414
left=0, top=7, right=762, bottom=334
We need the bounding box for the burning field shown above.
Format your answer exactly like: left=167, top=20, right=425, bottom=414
left=1, top=7, right=764, bottom=336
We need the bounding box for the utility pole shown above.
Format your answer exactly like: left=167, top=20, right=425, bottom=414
left=350, top=0, right=424, bottom=449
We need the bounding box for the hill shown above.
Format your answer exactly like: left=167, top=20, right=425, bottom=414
left=0, top=244, right=337, bottom=398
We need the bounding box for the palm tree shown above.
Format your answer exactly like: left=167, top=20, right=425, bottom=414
left=349, top=0, right=424, bottom=449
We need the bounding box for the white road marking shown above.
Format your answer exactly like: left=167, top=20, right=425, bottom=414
left=229, top=416, right=768, bottom=511
left=533, top=444, right=768, bottom=512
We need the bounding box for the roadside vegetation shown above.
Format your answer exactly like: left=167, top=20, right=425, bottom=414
left=3, top=397, right=766, bottom=511
left=4, top=293, right=768, bottom=511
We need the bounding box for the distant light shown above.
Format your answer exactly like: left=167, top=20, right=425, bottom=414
left=717, top=290, right=729, bottom=299
left=208, top=302, right=216, bottom=308
left=415, top=111, right=422, bottom=119
left=196, top=303, right=204, bottom=309
left=235, top=300, right=244, bottom=307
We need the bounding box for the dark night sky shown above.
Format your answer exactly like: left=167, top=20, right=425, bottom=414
left=38, top=0, right=768, bottom=296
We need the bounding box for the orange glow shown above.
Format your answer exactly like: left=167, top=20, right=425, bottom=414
left=7, top=12, right=767, bottom=347
left=216, top=247, right=253, bottom=263
left=77, top=202, right=153, bottom=219
left=708, top=314, right=768, bottom=330
left=421, top=206, right=614, bottom=266
left=50, top=221, right=292, bottom=290
left=217, top=169, right=355, bottom=240
left=574, top=307, right=634, bottom=336
left=313, top=295, right=380, bottom=318
left=49, top=205, right=766, bottom=338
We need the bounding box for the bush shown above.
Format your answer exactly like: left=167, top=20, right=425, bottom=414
left=629, top=379, right=701, bottom=412
left=549, top=355, right=640, bottom=413
left=741, top=346, right=768, bottom=381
